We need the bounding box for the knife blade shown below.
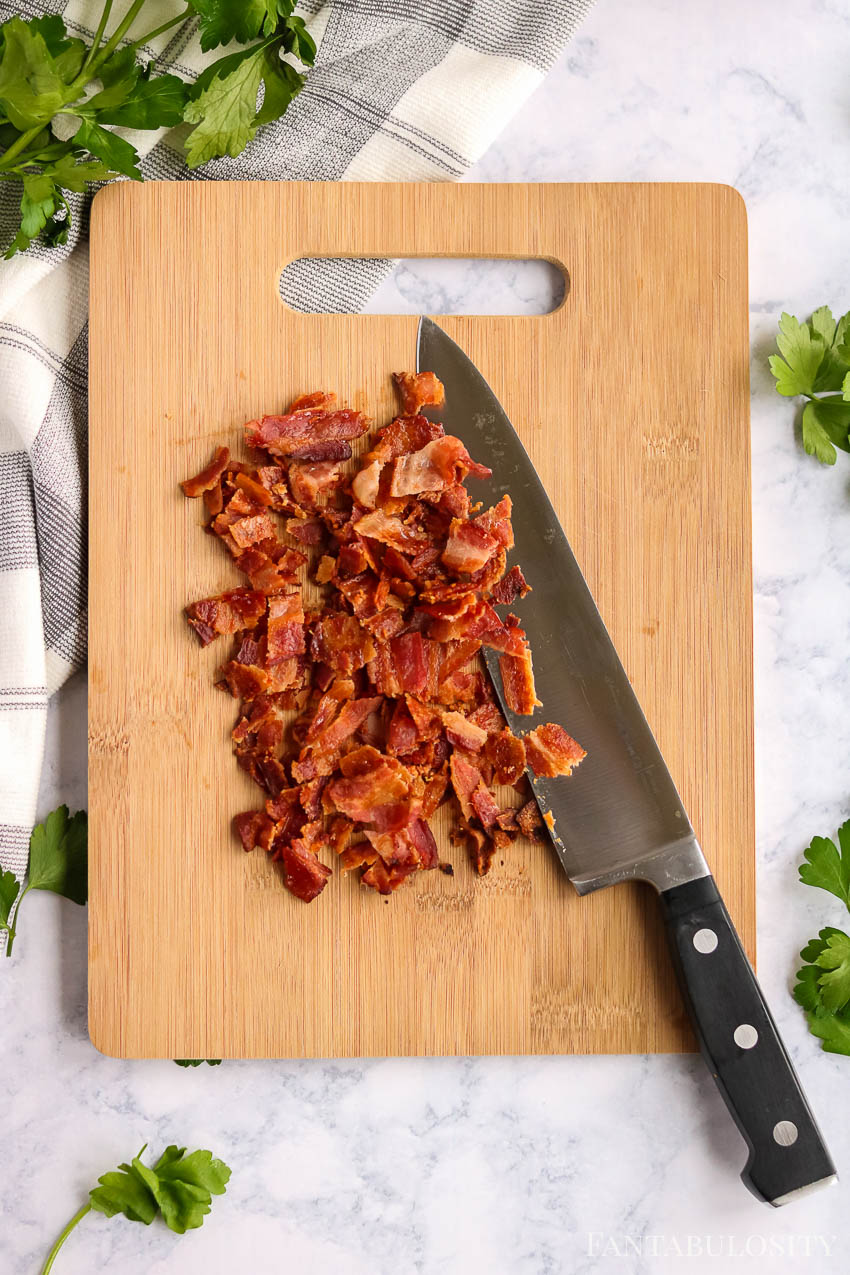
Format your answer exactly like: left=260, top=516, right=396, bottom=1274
left=417, top=315, right=837, bottom=1207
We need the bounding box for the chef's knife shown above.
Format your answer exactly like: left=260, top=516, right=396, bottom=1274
left=417, top=316, right=837, bottom=1207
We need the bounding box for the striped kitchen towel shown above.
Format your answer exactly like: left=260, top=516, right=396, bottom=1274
left=0, top=0, right=593, bottom=876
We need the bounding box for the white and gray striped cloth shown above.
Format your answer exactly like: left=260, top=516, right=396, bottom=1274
left=0, top=0, right=592, bottom=877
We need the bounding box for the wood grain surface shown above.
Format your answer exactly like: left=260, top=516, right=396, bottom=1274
left=88, top=182, right=752, bottom=1059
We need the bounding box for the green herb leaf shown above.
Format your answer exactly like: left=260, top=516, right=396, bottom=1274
left=793, top=962, right=824, bottom=1014
left=89, top=1156, right=158, bottom=1225
left=799, top=821, right=850, bottom=908
left=72, top=117, right=142, bottom=180
left=28, top=15, right=87, bottom=83
left=281, top=14, right=316, bottom=65
left=83, top=46, right=141, bottom=113
left=810, top=928, right=850, bottom=1012
left=192, top=0, right=297, bottom=51
left=27, top=804, right=88, bottom=904
left=254, top=46, right=302, bottom=125
left=174, top=1058, right=223, bottom=1067
left=805, top=1006, right=850, bottom=1057
left=0, top=17, right=68, bottom=130
left=3, top=170, right=63, bottom=258
left=130, top=1144, right=231, bottom=1234
left=183, top=45, right=266, bottom=166
left=801, top=401, right=838, bottom=465
left=94, top=71, right=188, bottom=130
left=51, top=151, right=119, bottom=192
left=0, top=868, right=20, bottom=928
left=769, top=312, right=826, bottom=398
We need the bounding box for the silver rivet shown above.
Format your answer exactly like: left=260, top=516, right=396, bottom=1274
left=734, top=1024, right=758, bottom=1049
left=693, top=928, right=718, bottom=954
left=773, top=1121, right=798, bottom=1147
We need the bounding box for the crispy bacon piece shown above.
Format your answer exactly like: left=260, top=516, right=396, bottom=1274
left=233, top=809, right=275, bottom=852
left=491, top=565, right=530, bottom=606
left=266, top=591, right=305, bottom=664
left=499, top=616, right=540, bottom=715
left=367, top=414, right=444, bottom=464
left=287, top=460, right=342, bottom=507
left=186, top=588, right=266, bottom=646
left=184, top=374, right=584, bottom=903
left=393, top=370, right=445, bottom=415
left=275, top=836, right=332, bottom=902
left=181, top=446, right=230, bottom=498
left=246, top=407, right=368, bottom=458
left=442, top=519, right=500, bottom=575
left=389, top=436, right=491, bottom=497
left=523, top=724, right=586, bottom=777
left=484, top=728, right=526, bottom=785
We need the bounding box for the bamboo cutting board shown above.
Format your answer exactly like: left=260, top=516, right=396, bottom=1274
left=88, top=182, right=752, bottom=1059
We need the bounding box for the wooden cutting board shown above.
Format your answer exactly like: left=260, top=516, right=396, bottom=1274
left=88, top=182, right=752, bottom=1059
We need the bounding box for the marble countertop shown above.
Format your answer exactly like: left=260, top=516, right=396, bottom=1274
left=5, top=0, right=850, bottom=1270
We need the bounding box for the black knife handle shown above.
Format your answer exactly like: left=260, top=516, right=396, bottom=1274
left=659, top=875, right=837, bottom=1206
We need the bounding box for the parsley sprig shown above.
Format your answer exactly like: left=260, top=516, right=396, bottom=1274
left=41, top=1143, right=231, bottom=1272
left=0, top=2, right=315, bottom=255
left=0, top=804, right=87, bottom=956
left=793, top=819, right=850, bottom=1056
left=769, top=306, right=850, bottom=465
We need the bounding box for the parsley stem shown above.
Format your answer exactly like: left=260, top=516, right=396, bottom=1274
left=0, top=125, right=45, bottom=170
left=41, top=1203, right=91, bottom=1275
left=125, top=5, right=193, bottom=54
left=88, top=0, right=149, bottom=74
left=3, top=883, right=29, bottom=956
left=81, top=0, right=115, bottom=73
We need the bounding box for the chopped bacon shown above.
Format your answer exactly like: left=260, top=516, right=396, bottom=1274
left=389, top=436, right=491, bottom=497
left=233, top=809, right=275, bottom=852
left=351, top=459, right=382, bottom=507
left=275, top=836, right=332, bottom=902
left=516, top=799, right=544, bottom=840
left=523, top=723, right=586, bottom=777
left=442, top=710, right=487, bottom=753
left=184, top=374, right=584, bottom=903
left=499, top=616, right=540, bottom=715
left=266, top=592, right=305, bottom=664
left=246, top=407, right=368, bottom=458
left=367, top=414, right=444, bottom=463
left=491, top=565, right=530, bottom=606
left=393, top=370, right=445, bottom=415
left=287, top=460, right=342, bottom=507
left=353, top=509, right=431, bottom=554
left=186, top=588, right=266, bottom=646
left=181, top=446, right=230, bottom=498
left=484, top=728, right=526, bottom=785
left=442, top=519, right=500, bottom=575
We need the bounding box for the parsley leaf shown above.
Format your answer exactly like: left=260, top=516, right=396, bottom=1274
left=799, top=821, right=850, bottom=908
left=174, top=1058, right=223, bottom=1066
left=89, top=1143, right=231, bottom=1234
left=28, top=804, right=88, bottom=903
left=798, top=926, right=850, bottom=1012
left=44, top=1141, right=232, bottom=1270
left=769, top=312, right=826, bottom=397
left=72, top=117, right=141, bottom=179
left=3, top=805, right=87, bottom=954
left=0, top=868, right=20, bottom=929
left=0, top=17, right=68, bottom=130
left=193, top=0, right=297, bottom=51
left=183, top=45, right=267, bottom=167
left=771, top=307, right=850, bottom=465
left=95, top=70, right=187, bottom=130
left=805, top=1008, right=850, bottom=1057
left=4, top=169, right=63, bottom=257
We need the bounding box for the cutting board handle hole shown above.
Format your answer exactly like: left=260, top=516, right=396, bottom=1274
left=279, top=257, right=569, bottom=316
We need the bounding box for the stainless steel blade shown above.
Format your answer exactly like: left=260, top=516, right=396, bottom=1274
left=417, top=317, right=709, bottom=894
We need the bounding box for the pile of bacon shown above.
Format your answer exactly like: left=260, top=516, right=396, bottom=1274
left=181, top=371, right=584, bottom=903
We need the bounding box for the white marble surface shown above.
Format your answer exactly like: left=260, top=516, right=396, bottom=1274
left=5, top=0, right=850, bottom=1270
